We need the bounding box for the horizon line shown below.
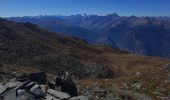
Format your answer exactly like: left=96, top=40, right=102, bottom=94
left=2, top=13, right=170, bottom=18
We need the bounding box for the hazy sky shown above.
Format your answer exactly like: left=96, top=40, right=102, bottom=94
left=0, top=0, right=170, bottom=17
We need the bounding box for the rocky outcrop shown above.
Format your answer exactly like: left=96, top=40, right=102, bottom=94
left=0, top=72, right=88, bottom=100
left=29, top=72, right=47, bottom=84
left=55, top=74, right=78, bottom=97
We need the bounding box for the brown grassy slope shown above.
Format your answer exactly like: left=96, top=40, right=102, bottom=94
left=1, top=18, right=169, bottom=76
left=76, top=53, right=170, bottom=99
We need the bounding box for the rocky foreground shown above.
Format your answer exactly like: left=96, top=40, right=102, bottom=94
left=0, top=72, right=89, bottom=100
left=1, top=64, right=170, bottom=100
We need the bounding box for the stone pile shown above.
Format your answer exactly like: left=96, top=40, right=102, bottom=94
left=0, top=72, right=89, bottom=100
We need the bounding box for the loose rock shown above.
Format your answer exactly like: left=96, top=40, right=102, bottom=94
left=47, top=89, right=71, bottom=99
left=30, top=84, right=45, bottom=98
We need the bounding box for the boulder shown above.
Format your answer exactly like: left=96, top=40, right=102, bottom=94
left=17, top=89, right=26, bottom=95
left=47, top=89, right=71, bottom=99
left=55, top=76, right=63, bottom=86
left=55, top=76, right=78, bottom=97
left=0, top=84, right=7, bottom=94
left=40, top=84, right=48, bottom=94
left=62, top=80, right=78, bottom=97
left=30, top=84, right=45, bottom=98
left=29, top=72, right=47, bottom=84
left=30, top=84, right=39, bottom=92
left=3, top=89, right=36, bottom=100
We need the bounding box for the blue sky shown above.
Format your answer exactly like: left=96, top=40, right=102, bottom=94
left=0, top=0, right=170, bottom=17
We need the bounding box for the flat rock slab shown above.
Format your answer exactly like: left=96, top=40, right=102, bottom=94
left=0, top=82, right=22, bottom=94
left=2, top=89, right=36, bottom=100
left=47, top=89, right=71, bottom=99
left=43, top=94, right=60, bottom=100
left=69, top=96, right=89, bottom=100
left=5, top=82, right=22, bottom=88
left=0, top=84, right=7, bottom=94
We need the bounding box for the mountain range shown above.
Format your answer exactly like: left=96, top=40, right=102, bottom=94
left=7, top=13, right=170, bottom=58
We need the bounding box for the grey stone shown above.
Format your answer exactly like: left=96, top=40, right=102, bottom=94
left=5, top=82, right=22, bottom=88
left=55, top=76, right=78, bottom=97
left=30, top=84, right=45, bottom=98
left=30, top=84, right=40, bottom=92
left=69, top=96, right=89, bottom=100
left=47, top=89, right=71, bottom=99
left=0, top=84, right=7, bottom=94
left=15, top=81, right=31, bottom=90
left=3, top=89, right=36, bottom=100
left=43, top=94, right=60, bottom=100
left=40, top=85, right=47, bottom=94
left=17, top=89, right=26, bottom=95
left=8, top=78, right=16, bottom=83
left=25, top=82, right=35, bottom=88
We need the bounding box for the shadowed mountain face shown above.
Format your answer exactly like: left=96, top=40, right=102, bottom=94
left=8, top=14, right=170, bottom=58
left=0, top=18, right=117, bottom=79
left=7, top=16, right=99, bottom=44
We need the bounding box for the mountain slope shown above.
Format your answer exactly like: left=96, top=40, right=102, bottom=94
left=1, top=18, right=170, bottom=99
left=0, top=18, right=116, bottom=79
left=8, top=14, right=170, bottom=58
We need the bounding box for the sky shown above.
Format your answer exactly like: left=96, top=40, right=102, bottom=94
left=0, top=0, right=170, bottom=17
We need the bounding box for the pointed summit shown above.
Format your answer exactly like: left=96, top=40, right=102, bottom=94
left=107, top=13, right=119, bottom=17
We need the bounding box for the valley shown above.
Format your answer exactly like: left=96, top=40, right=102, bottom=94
left=0, top=18, right=170, bottom=99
